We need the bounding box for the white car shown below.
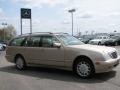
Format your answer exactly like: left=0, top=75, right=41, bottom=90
left=0, top=44, right=3, bottom=51
left=89, top=36, right=110, bottom=45
left=2, top=43, right=7, bottom=50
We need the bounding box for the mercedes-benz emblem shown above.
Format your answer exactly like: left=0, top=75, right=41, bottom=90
left=24, top=10, right=30, bottom=16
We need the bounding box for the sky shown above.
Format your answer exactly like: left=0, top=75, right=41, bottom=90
left=0, top=0, right=120, bottom=35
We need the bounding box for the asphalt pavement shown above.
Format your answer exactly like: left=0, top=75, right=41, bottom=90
left=0, top=46, right=120, bottom=90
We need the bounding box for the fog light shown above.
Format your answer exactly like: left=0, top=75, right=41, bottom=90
left=95, top=61, right=100, bottom=65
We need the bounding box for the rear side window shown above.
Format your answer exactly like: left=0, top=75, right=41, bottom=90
left=10, top=37, right=25, bottom=46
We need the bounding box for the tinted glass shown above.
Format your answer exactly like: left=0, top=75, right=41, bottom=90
left=10, top=37, right=25, bottom=46
left=103, top=37, right=106, bottom=39
left=42, top=36, right=60, bottom=47
left=25, top=36, right=41, bottom=47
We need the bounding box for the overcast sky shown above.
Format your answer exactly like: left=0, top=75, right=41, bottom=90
left=0, top=0, right=120, bottom=35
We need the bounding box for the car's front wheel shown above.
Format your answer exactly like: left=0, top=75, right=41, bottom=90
left=74, top=58, right=95, bottom=78
left=15, top=56, right=26, bottom=70
left=2, top=46, right=6, bottom=51
left=98, top=42, right=101, bottom=45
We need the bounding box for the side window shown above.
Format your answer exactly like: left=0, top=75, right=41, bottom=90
left=42, top=36, right=60, bottom=47
left=31, top=36, right=40, bottom=47
left=53, top=37, right=60, bottom=43
left=103, top=37, right=107, bottom=39
left=10, top=37, right=25, bottom=46
left=25, top=36, right=41, bottom=47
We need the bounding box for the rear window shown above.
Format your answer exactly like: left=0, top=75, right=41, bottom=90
left=9, top=37, right=25, bottom=46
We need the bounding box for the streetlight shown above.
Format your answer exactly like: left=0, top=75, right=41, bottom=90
left=68, top=9, right=76, bottom=36
left=2, top=22, right=7, bottom=41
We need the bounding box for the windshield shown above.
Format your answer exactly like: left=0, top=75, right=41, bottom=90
left=95, top=37, right=102, bottom=39
left=56, top=34, right=84, bottom=45
left=111, top=36, right=119, bottom=39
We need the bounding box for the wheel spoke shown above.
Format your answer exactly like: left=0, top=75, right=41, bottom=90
left=77, top=61, right=91, bottom=77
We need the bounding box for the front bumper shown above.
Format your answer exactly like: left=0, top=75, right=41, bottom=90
left=95, top=56, right=120, bottom=73
left=0, top=46, right=3, bottom=51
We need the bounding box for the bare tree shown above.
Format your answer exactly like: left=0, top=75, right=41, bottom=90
left=0, top=25, right=16, bottom=40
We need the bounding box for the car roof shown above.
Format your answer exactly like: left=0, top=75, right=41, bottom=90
left=15, top=32, right=69, bottom=38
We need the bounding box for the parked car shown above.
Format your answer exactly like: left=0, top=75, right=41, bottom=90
left=80, top=35, right=95, bottom=44
left=105, top=36, right=120, bottom=46
left=6, top=33, right=120, bottom=78
left=81, top=38, right=93, bottom=44
left=0, top=40, right=7, bottom=50
left=89, top=36, right=110, bottom=45
left=78, top=37, right=94, bottom=44
left=0, top=44, right=3, bottom=51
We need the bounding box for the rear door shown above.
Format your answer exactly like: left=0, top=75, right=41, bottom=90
left=24, top=36, right=43, bottom=65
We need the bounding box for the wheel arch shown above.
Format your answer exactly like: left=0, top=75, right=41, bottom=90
left=72, top=55, right=95, bottom=72
left=14, top=54, right=25, bottom=63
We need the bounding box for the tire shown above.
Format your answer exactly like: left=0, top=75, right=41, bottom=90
left=98, top=42, right=101, bottom=45
left=105, top=43, right=108, bottom=46
left=73, top=58, right=95, bottom=78
left=15, top=56, right=26, bottom=70
left=2, top=46, right=5, bottom=51
left=114, top=42, right=118, bottom=46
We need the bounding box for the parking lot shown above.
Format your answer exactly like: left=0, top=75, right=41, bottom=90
left=0, top=46, right=120, bottom=90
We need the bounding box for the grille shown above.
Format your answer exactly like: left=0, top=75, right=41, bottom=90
left=111, top=51, right=118, bottom=59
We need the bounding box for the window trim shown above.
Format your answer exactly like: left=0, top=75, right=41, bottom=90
left=24, top=36, right=41, bottom=47
left=9, top=37, right=26, bottom=46
left=41, top=35, right=60, bottom=48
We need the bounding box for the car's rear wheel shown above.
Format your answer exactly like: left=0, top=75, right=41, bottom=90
left=114, top=42, right=118, bottom=46
left=15, top=56, right=26, bottom=70
left=74, top=58, right=95, bottom=78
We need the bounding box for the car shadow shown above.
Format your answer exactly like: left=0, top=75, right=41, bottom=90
left=0, top=65, right=117, bottom=84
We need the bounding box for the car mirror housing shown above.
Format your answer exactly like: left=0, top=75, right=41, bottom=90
left=53, top=43, right=61, bottom=48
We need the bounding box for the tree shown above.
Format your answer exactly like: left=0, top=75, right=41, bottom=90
left=0, top=25, right=17, bottom=41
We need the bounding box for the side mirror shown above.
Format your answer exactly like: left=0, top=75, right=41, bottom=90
left=53, top=43, right=61, bottom=48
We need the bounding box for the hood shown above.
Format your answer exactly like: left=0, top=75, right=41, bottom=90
left=0, top=44, right=2, bottom=46
left=107, top=39, right=116, bottom=42
left=69, top=44, right=116, bottom=53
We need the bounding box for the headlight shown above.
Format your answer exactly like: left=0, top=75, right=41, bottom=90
left=103, top=51, right=118, bottom=60
left=109, top=51, right=118, bottom=59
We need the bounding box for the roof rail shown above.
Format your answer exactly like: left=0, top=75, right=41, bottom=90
left=54, top=32, right=69, bottom=34
left=18, top=32, right=69, bottom=37
left=18, top=32, right=53, bottom=36
left=18, top=33, right=31, bottom=36
left=32, top=32, right=53, bottom=34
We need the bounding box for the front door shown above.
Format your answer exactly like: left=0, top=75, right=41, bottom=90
left=40, top=35, right=65, bottom=66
